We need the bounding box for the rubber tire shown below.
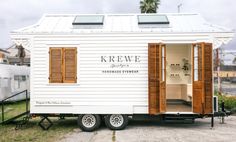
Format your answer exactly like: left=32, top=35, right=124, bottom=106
left=104, top=114, right=128, bottom=130
left=77, top=114, right=101, bottom=132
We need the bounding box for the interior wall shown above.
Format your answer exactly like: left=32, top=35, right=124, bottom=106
left=166, top=44, right=192, bottom=101
left=166, top=84, right=182, bottom=99
left=166, top=44, right=192, bottom=84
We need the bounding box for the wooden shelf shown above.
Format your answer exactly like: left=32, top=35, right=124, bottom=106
left=170, top=74, right=180, bottom=77
left=170, top=63, right=180, bottom=66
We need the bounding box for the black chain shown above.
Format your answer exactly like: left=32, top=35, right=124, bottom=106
left=15, top=115, right=31, bottom=130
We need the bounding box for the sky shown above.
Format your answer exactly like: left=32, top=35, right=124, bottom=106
left=0, top=0, right=235, bottom=50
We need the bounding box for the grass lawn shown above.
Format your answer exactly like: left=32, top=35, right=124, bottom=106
left=0, top=101, right=78, bottom=142
left=0, top=101, right=28, bottom=122
left=0, top=118, right=78, bottom=142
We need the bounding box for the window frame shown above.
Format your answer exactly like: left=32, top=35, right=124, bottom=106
left=72, top=15, right=104, bottom=25
left=138, top=15, right=170, bottom=25
left=49, top=47, right=77, bottom=84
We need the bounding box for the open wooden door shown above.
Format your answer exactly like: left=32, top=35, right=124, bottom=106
left=160, top=45, right=166, bottom=113
left=192, top=43, right=213, bottom=114
left=148, top=43, right=166, bottom=114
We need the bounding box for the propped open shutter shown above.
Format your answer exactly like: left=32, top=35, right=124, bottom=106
left=193, top=43, right=213, bottom=114
left=63, top=48, right=77, bottom=83
left=148, top=43, right=166, bottom=114
left=148, top=43, right=159, bottom=114
left=49, top=48, right=63, bottom=83
left=160, top=44, right=166, bottom=113
left=203, top=43, right=213, bottom=114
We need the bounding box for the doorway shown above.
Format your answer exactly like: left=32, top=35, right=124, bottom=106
left=148, top=43, right=213, bottom=115
left=165, top=44, right=192, bottom=112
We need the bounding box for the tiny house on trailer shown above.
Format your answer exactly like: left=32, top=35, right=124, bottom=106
left=11, top=14, right=234, bottom=131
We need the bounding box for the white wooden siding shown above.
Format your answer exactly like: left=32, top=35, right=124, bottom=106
left=30, top=34, right=155, bottom=114
left=30, top=33, right=215, bottom=114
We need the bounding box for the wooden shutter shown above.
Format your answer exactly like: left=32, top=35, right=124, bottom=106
left=49, top=48, right=63, bottom=83
left=63, top=48, right=77, bottom=83
left=148, top=43, right=166, bottom=114
left=160, top=45, right=166, bottom=113
left=148, top=43, right=159, bottom=114
left=192, top=43, right=213, bottom=114
left=192, top=44, right=203, bottom=113
left=203, top=43, right=213, bottom=114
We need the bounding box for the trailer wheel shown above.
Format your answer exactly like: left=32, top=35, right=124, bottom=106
left=78, top=114, right=101, bottom=132
left=105, top=114, right=128, bottom=130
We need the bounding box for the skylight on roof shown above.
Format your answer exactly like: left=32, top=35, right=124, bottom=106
left=72, top=15, right=104, bottom=25
left=138, top=15, right=169, bottom=24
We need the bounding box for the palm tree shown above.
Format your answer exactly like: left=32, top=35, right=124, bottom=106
left=140, top=0, right=160, bottom=13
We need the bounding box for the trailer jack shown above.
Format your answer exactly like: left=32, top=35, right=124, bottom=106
left=38, top=116, right=53, bottom=130
left=213, top=102, right=232, bottom=124
left=211, top=114, right=214, bottom=128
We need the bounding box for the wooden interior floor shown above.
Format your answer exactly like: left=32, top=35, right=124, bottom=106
left=167, top=104, right=192, bottom=112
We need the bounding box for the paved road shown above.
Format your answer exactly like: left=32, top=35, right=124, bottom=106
left=60, top=116, right=236, bottom=142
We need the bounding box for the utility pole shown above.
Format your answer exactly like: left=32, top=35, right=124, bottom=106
left=178, top=3, right=182, bottom=13
left=216, top=48, right=222, bottom=95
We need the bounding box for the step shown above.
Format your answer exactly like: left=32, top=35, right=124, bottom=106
left=164, top=114, right=200, bottom=120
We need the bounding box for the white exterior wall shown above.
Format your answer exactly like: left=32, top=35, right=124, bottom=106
left=30, top=33, right=212, bottom=114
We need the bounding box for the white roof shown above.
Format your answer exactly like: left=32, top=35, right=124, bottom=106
left=12, top=13, right=233, bottom=34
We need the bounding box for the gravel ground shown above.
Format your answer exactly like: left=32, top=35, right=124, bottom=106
left=59, top=116, right=236, bottom=142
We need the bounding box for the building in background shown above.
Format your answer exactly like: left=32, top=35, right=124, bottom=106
left=0, top=44, right=30, bottom=66
left=222, top=50, right=236, bottom=65
left=213, top=49, right=236, bottom=83
left=0, top=48, right=9, bottom=64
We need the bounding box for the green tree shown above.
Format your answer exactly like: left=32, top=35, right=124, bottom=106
left=140, top=0, right=160, bottom=13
